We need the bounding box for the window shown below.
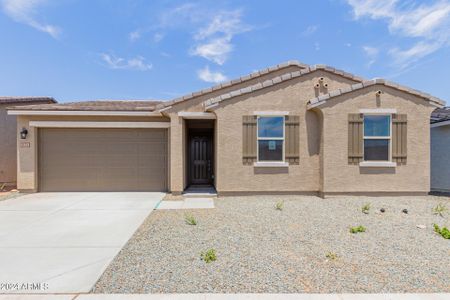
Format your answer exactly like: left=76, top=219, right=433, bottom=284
left=363, top=115, right=391, bottom=161
left=257, top=116, right=284, bottom=161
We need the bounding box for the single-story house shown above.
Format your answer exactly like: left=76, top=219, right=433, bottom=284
left=0, top=97, right=56, bottom=187
left=431, top=107, right=450, bottom=193
left=7, top=61, right=445, bottom=196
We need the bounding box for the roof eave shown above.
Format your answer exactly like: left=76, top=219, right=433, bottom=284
left=7, top=110, right=162, bottom=116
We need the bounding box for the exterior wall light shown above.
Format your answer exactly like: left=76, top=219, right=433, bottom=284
left=20, top=128, right=28, bottom=139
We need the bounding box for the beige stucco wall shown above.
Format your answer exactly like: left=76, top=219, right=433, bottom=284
left=0, top=105, right=19, bottom=185
left=318, top=85, right=436, bottom=194
left=16, top=115, right=169, bottom=192
left=431, top=125, right=450, bottom=192
left=168, top=70, right=358, bottom=194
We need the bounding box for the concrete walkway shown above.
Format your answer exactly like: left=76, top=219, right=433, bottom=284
left=0, top=192, right=164, bottom=294
left=0, top=294, right=449, bottom=299
left=156, top=198, right=214, bottom=210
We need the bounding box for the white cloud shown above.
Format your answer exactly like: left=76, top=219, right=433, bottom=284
left=197, top=66, right=227, bottom=83
left=100, top=53, right=152, bottom=71
left=129, top=30, right=141, bottom=42
left=362, top=45, right=379, bottom=67
left=346, top=0, right=450, bottom=68
left=158, top=5, right=251, bottom=65
left=190, top=10, right=251, bottom=65
left=153, top=32, right=164, bottom=43
left=1, top=0, right=61, bottom=38
left=301, top=25, right=318, bottom=37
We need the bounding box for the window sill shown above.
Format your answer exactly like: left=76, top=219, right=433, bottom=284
left=254, top=162, right=289, bottom=168
left=359, top=161, right=397, bottom=168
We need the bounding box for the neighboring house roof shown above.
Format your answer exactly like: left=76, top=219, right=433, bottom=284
left=156, top=60, right=312, bottom=110
left=307, top=79, right=445, bottom=109
left=202, top=64, right=365, bottom=109
left=8, top=100, right=163, bottom=111
left=0, top=96, right=56, bottom=104
left=431, top=107, right=450, bottom=125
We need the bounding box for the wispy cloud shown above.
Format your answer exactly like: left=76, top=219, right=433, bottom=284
left=1, top=0, right=61, bottom=38
left=346, top=0, right=450, bottom=68
left=153, top=32, right=164, bottom=43
left=100, top=53, right=153, bottom=71
left=191, top=10, right=251, bottom=65
left=301, top=25, right=318, bottom=37
left=197, top=65, right=227, bottom=83
left=129, top=30, right=141, bottom=42
left=362, top=45, right=379, bottom=67
left=157, top=5, right=251, bottom=65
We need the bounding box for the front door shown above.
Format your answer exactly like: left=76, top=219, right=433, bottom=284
left=189, top=135, right=213, bottom=185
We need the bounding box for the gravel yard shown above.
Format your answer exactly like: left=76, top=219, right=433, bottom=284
left=94, top=195, right=450, bottom=293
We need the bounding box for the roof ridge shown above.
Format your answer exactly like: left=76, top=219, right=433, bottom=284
left=156, top=60, right=309, bottom=110
left=307, top=79, right=445, bottom=109
left=202, top=65, right=364, bottom=109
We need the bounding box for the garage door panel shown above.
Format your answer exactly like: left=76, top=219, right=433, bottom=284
left=39, top=128, right=167, bottom=192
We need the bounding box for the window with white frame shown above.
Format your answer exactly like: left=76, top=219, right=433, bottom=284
left=257, top=116, right=284, bottom=161
left=363, top=115, right=391, bottom=161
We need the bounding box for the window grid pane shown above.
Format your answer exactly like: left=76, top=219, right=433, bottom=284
left=364, top=115, right=390, bottom=137
left=258, top=117, right=284, bottom=138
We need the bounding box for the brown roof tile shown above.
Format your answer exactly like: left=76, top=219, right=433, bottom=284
left=8, top=100, right=164, bottom=111
left=0, top=96, right=56, bottom=104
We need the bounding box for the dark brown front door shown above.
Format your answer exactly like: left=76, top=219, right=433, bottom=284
left=189, top=135, right=213, bottom=185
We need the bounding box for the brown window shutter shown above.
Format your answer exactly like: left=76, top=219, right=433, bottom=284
left=285, top=115, right=300, bottom=164
left=392, top=114, right=407, bottom=165
left=243, top=115, right=257, bottom=165
left=348, top=113, right=363, bottom=164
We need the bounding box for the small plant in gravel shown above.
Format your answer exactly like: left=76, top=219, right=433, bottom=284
left=361, top=203, right=371, bottom=214
left=432, top=203, right=448, bottom=217
left=275, top=201, right=284, bottom=211
left=184, top=214, right=197, bottom=225
left=325, top=252, right=338, bottom=260
left=200, top=248, right=217, bottom=263
left=433, top=224, right=450, bottom=239
left=350, top=225, right=366, bottom=234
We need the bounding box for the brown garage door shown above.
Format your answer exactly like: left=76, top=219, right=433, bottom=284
left=38, top=128, right=168, bottom=192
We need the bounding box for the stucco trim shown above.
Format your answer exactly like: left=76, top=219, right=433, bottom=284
left=359, top=108, right=397, bottom=114
left=203, top=65, right=364, bottom=110
left=359, top=161, right=397, bottom=168
left=307, top=79, right=445, bottom=109
left=431, top=120, right=450, bottom=128
left=8, top=110, right=162, bottom=116
left=177, top=112, right=216, bottom=119
left=28, top=121, right=170, bottom=128
left=253, top=111, right=289, bottom=116
left=253, top=162, right=289, bottom=167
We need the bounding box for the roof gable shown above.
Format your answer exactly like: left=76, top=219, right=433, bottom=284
left=307, top=79, right=445, bottom=109
left=156, top=60, right=310, bottom=111
left=202, top=65, right=364, bottom=110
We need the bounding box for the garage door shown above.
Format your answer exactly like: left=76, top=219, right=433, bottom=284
left=38, top=128, right=168, bottom=192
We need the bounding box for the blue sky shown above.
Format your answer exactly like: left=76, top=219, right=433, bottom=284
left=0, top=0, right=449, bottom=104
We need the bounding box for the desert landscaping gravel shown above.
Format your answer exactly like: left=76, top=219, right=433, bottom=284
left=94, top=195, right=450, bottom=293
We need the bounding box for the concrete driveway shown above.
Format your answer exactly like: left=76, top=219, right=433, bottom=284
left=0, top=192, right=164, bottom=294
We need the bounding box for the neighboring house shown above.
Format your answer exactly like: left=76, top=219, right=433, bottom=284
left=431, top=107, right=450, bottom=193
left=0, top=97, right=56, bottom=187
left=8, top=61, right=445, bottom=196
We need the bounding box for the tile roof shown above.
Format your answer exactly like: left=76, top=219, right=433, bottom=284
left=156, top=60, right=311, bottom=110
left=431, top=107, right=450, bottom=124
left=307, top=79, right=445, bottom=109
left=0, top=96, right=56, bottom=104
left=203, top=64, right=365, bottom=109
left=8, top=100, right=164, bottom=111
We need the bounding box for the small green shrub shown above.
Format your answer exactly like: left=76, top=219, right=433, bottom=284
left=275, top=201, right=284, bottom=211
left=432, top=203, right=448, bottom=217
left=184, top=214, right=197, bottom=225
left=325, top=251, right=338, bottom=260
left=361, top=203, right=371, bottom=214
left=200, top=249, right=217, bottom=263
left=350, top=225, right=366, bottom=234
left=433, top=224, right=450, bottom=239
